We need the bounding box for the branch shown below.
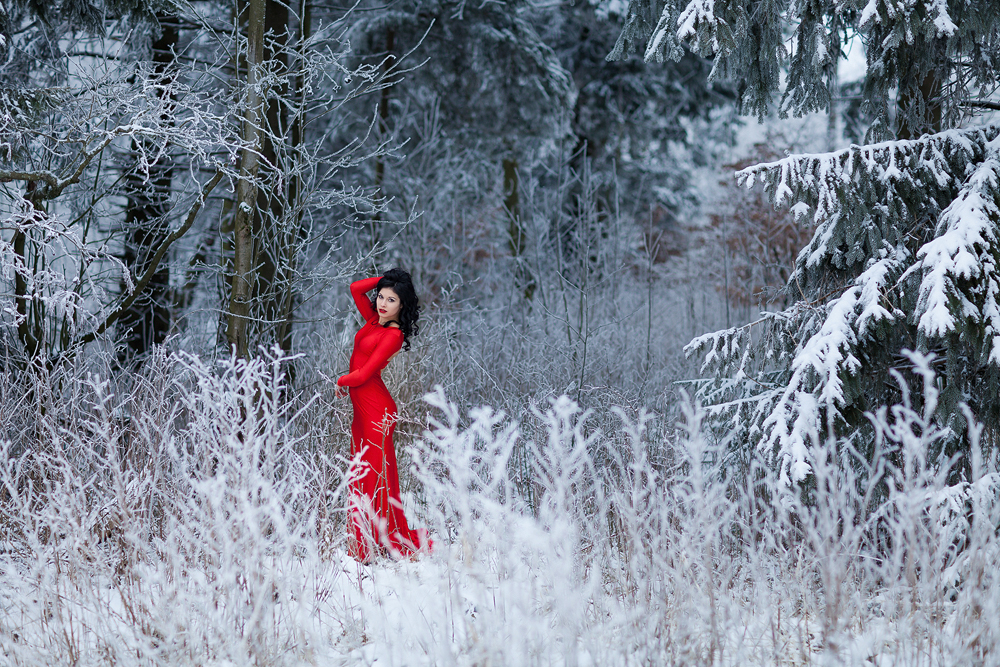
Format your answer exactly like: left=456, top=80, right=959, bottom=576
left=0, top=170, right=59, bottom=186
left=3, top=131, right=133, bottom=202
left=39, top=134, right=118, bottom=201
left=76, top=168, right=225, bottom=347
left=961, top=100, right=1000, bottom=111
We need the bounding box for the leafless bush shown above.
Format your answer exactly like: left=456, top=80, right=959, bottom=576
left=1, top=346, right=996, bottom=665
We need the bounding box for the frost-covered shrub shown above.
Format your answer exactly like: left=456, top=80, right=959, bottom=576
left=0, top=349, right=352, bottom=666
left=1, top=348, right=998, bottom=666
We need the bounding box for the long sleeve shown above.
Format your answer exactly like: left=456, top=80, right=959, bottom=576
left=337, top=328, right=404, bottom=387
left=350, top=276, right=381, bottom=320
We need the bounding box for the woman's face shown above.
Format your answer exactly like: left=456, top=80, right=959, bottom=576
left=377, top=287, right=402, bottom=324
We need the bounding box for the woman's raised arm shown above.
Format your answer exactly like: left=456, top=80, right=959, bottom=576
left=350, top=276, right=381, bottom=320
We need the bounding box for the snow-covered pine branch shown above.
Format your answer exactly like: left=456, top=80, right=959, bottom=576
left=609, top=0, right=1000, bottom=134
left=687, top=126, right=1000, bottom=484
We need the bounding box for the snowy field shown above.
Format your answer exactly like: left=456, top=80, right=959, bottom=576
left=1, top=350, right=998, bottom=667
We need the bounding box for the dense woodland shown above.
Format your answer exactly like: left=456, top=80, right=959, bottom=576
left=0, top=0, right=742, bottom=404
left=2, top=0, right=1000, bottom=664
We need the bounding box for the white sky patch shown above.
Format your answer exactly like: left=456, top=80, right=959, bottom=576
left=594, top=0, right=629, bottom=20
left=839, top=32, right=866, bottom=85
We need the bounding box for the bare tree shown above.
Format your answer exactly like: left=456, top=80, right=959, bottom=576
left=225, top=0, right=267, bottom=358
left=119, top=12, right=181, bottom=364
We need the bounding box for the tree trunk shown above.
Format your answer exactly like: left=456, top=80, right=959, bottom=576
left=897, top=72, right=942, bottom=140
left=12, top=226, right=29, bottom=350
left=12, top=196, right=41, bottom=361
left=119, top=12, right=178, bottom=364
left=273, top=0, right=312, bottom=358
left=503, top=157, right=522, bottom=256
left=896, top=40, right=944, bottom=140
left=503, top=156, right=535, bottom=300
left=370, top=27, right=395, bottom=247
left=226, top=0, right=267, bottom=358
left=254, top=0, right=291, bottom=351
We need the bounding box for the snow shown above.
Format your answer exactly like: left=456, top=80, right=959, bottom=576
left=859, top=0, right=880, bottom=28
left=3, top=358, right=1000, bottom=666
left=857, top=246, right=907, bottom=338
left=912, top=147, right=1000, bottom=342
left=761, top=277, right=869, bottom=482
left=677, top=0, right=716, bottom=43
left=928, top=0, right=958, bottom=36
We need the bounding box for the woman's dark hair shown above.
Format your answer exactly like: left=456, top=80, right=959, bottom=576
left=371, top=268, right=420, bottom=350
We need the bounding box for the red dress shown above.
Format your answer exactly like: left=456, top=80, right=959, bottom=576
left=337, top=277, right=430, bottom=560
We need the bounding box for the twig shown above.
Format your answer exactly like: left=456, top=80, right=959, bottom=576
left=76, top=168, right=225, bottom=347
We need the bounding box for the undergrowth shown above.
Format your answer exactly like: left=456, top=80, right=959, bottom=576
left=0, top=348, right=997, bottom=666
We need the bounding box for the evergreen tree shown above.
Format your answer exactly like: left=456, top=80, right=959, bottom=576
left=608, top=0, right=1000, bottom=482
left=544, top=1, right=732, bottom=284
left=608, top=0, right=999, bottom=136
left=332, top=0, right=575, bottom=296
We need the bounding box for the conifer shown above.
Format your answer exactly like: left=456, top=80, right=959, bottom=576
left=610, top=0, right=1000, bottom=481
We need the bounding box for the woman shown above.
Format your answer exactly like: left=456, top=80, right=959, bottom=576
left=337, top=268, right=430, bottom=561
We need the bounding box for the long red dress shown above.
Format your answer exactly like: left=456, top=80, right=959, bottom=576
left=337, top=277, right=430, bottom=561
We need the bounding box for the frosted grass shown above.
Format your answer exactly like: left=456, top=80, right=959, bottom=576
left=0, top=349, right=998, bottom=666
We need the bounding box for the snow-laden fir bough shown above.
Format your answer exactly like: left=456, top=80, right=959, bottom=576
left=689, top=126, right=1000, bottom=483
left=608, top=0, right=1000, bottom=482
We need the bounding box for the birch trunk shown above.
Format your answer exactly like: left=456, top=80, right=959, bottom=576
left=226, top=0, right=267, bottom=358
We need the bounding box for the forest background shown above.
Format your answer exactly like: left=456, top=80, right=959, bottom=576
left=2, top=0, right=1000, bottom=665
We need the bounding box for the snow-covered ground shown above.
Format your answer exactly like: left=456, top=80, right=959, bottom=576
left=1, top=351, right=998, bottom=666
